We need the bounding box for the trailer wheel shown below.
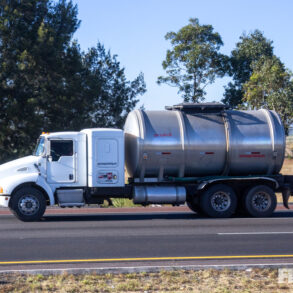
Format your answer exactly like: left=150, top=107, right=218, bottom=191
left=186, top=200, right=202, bottom=214
left=9, top=187, right=46, bottom=222
left=200, top=184, right=237, bottom=218
left=244, top=185, right=276, bottom=217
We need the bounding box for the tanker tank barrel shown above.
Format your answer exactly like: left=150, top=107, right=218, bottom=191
left=124, top=103, right=285, bottom=182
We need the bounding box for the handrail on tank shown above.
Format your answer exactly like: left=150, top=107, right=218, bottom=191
left=165, top=102, right=229, bottom=114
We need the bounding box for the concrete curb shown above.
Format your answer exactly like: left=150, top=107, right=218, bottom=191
left=0, top=204, right=292, bottom=216
left=1, top=263, right=293, bottom=275
left=0, top=206, right=190, bottom=215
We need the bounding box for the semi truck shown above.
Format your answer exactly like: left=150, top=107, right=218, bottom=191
left=0, top=103, right=292, bottom=221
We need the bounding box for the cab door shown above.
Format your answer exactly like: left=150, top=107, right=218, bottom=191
left=47, top=139, right=76, bottom=183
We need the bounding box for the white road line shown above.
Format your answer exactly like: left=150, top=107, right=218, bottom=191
left=218, top=232, right=293, bottom=235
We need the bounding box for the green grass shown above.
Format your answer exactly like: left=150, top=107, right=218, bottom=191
left=111, top=198, right=138, bottom=208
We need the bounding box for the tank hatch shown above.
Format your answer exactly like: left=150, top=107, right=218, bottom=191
left=165, top=103, right=229, bottom=114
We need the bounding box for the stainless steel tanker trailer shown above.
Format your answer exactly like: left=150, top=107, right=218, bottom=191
left=0, top=103, right=292, bottom=221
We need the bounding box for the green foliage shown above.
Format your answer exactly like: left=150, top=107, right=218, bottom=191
left=243, top=56, right=293, bottom=134
left=222, top=30, right=273, bottom=108
left=158, top=19, right=293, bottom=134
left=111, top=198, right=137, bottom=208
left=0, top=0, right=145, bottom=163
left=82, top=44, right=146, bottom=129
left=158, top=18, right=228, bottom=102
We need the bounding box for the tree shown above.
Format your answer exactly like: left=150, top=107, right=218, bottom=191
left=243, top=56, right=293, bottom=134
left=157, top=18, right=228, bottom=102
left=80, top=43, right=146, bottom=129
left=222, top=30, right=274, bottom=108
left=0, top=0, right=81, bottom=161
left=0, top=0, right=146, bottom=163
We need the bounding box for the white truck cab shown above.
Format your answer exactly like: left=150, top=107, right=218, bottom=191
left=0, top=128, right=125, bottom=221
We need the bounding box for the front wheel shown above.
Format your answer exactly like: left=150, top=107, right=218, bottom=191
left=200, top=184, right=237, bottom=218
left=9, top=187, right=46, bottom=222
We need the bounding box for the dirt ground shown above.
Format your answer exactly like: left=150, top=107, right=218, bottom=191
left=280, top=158, right=293, bottom=175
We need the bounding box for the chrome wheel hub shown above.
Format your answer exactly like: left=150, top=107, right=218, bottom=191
left=18, top=195, right=39, bottom=215
left=211, top=191, right=231, bottom=212
left=252, top=192, right=271, bottom=212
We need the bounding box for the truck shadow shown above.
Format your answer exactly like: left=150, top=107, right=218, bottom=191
left=41, top=210, right=293, bottom=222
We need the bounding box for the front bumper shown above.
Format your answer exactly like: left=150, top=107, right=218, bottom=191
left=0, top=195, right=10, bottom=207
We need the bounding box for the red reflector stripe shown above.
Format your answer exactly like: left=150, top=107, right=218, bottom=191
left=205, top=152, right=214, bottom=155
left=239, top=154, right=265, bottom=158
left=162, top=152, right=171, bottom=155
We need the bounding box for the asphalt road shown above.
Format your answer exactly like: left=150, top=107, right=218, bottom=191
left=1, top=208, right=293, bottom=271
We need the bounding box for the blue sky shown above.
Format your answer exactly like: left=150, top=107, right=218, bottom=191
left=72, top=0, right=293, bottom=110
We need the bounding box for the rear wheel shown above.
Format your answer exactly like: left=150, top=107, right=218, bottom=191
left=200, top=184, right=237, bottom=218
left=244, top=185, right=276, bottom=217
left=187, top=200, right=202, bottom=214
left=9, top=187, right=46, bottom=222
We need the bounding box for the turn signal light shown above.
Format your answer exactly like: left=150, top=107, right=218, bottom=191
left=0, top=187, right=3, bottom=194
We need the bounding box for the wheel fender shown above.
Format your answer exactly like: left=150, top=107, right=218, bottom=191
left=36, top=176, right=55, bottom=205
left=0, top=173, right=39, bottom=195
left=197, top=177, right=279, bottom=190
left=0, top=173, right=55, bottom=206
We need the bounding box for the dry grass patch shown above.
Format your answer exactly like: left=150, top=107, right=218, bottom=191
left=1, top=268, right=293, bottom=293
left=277, top=158, right=293, bottom=203
left=281, top=158, right=293, bottom=176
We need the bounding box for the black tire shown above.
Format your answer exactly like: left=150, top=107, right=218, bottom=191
left=200, top=184, right=237, bottom=218
left=187, top=200, right=202, bottom=214
left=244, top=185, right=277, bottom=217
left=9, top=187, right=46, bottom=222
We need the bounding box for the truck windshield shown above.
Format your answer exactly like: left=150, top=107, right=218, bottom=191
left=33, top=137, right=45, bottom=156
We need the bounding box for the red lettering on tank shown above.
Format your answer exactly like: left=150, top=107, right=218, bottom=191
left=153, top=133, right=172, bottom=137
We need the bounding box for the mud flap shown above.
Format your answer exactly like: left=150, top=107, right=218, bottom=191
left=282, top=187, right=291, bottom=209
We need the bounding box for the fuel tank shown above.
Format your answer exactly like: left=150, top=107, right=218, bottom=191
left=124, top=103, right=285, bottom=179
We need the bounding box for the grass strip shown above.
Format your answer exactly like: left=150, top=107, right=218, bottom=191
left=1, top=268, right=293, bottom=292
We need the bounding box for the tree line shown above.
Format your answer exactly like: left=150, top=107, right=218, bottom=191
left=0, top=0, right=146, bottom=163
left=158, top=18, right=293, bottom=134
left=0, top=3, right=292, bottom=164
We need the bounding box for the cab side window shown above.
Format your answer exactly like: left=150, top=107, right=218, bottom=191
left=50, top=140, right=73, bottom=161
